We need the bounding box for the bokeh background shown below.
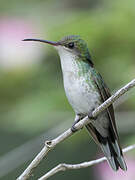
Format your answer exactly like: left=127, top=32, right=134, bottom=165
left=0, top=0, right=135, bottom=179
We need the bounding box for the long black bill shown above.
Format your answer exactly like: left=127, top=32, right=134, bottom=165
left=22, top=38, right=60, bottom=46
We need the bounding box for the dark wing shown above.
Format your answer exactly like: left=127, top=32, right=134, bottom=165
left=86, top=69, right=127, bottom=171
left=92, top=71, right=119, bottom=139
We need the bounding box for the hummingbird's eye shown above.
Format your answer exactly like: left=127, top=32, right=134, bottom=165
left=67, top=42, right=74, bottom=49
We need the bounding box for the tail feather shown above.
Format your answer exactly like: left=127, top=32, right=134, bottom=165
left=101, top=139, right=127, bottom=171
left=117, top=155, right=127, bottom=171
left=101, top=142, right=118, bottom=171
left=86, top=124, right=127, bottom=171
left=112, top=140, right=121, bottom=157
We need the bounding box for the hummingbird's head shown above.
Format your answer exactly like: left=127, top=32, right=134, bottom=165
left=23, top=35, right=93, bottom=66
left=56, top=35, right=91, bottom=58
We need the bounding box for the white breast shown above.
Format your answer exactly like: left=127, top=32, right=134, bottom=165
left=56, top=46, right=100, bottom=114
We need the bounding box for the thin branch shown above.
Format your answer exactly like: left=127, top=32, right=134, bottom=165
left=17, top=79, right=135, bottom=180
left=38, top=144, right=135, bottom=180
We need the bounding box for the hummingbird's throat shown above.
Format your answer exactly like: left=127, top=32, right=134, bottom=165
left=57, top=46, right=91, bottom=79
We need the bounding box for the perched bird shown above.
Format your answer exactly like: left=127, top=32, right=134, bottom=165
left=23, top=35, right=127, bottom=171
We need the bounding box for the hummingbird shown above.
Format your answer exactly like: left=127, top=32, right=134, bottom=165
left=23, top=35, right=127, bottom=171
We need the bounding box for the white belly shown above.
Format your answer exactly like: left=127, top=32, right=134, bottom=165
left=57, top=46, right=109, bottom=137
left=57, top=46, right=100, bottom=114
left=64, top=72, right=109, bottom=137
left=63, top=72, right=100, bottom=114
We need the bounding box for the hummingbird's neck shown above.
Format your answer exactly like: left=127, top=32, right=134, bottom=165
left=58, top=48, right=92, bottom=78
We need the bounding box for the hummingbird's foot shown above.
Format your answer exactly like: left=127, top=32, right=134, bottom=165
left=71, top=125, right=78, bottom=132
left=71, top=115, right=82, bottom=133
left=71, top=120, right=80, bottom=132
left=88, top=111, right=97, bottom=120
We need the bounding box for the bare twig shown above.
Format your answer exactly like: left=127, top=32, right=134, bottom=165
left=38, top=144, right=135, bottom=180
left=17, top=79, right=135, bottom=180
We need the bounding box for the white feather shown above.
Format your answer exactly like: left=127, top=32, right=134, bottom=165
left=56, top=46, right=100, bottom=114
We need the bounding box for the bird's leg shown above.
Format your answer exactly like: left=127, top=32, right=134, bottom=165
left=88, top=109, right=97, bottom=120
left=71, top=114, right=83, bottom=133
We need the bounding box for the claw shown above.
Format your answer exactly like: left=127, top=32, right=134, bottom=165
left=71, top=115, right=82, bottom=133
left=88, top=112, right=97, bottom=120
left=71, top=125, right=78, bottom=132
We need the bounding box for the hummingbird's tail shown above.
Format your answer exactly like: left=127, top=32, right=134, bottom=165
left=99, top=134, right=127, bottom=171
left=86, top=124, right=127, bottom=171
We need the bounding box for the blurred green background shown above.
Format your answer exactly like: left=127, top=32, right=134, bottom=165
left=0, top=0, right=135, bottom=179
